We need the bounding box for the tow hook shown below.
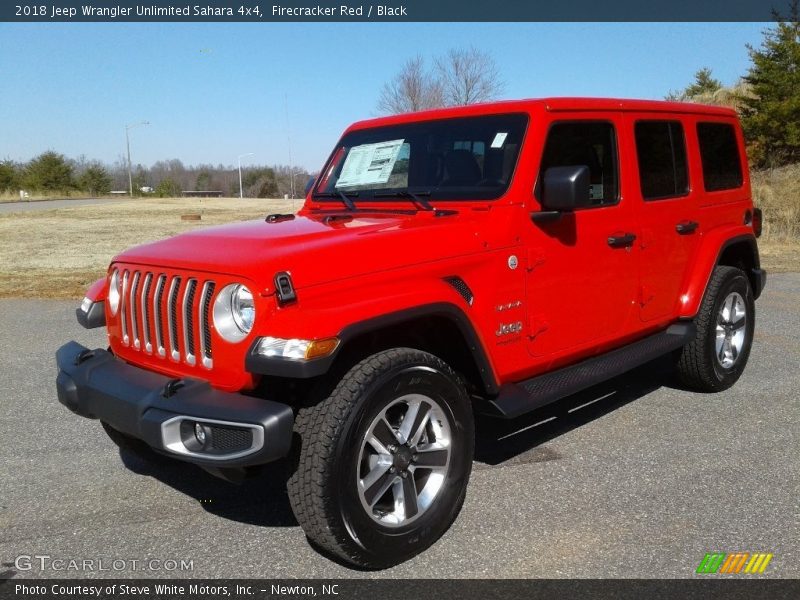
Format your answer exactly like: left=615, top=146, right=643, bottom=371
left=162, top=378, right=185, bottom=398
left=74, top=349, right=96, bottom=366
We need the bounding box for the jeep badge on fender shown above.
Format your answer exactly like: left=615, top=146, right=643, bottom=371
left=57, top=97, right=765, bottom=569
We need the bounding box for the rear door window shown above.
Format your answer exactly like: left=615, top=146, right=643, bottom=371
left=634, top=121, right=689, bottom=200
left=697, top=122, right=743, bottom=191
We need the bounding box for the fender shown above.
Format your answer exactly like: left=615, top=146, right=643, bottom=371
left=84, top=277, right=107, bottom=302
left=678, top=227, right=760, bottom=319
left=76, top=277, right=107, bottom=329
left=246, top=301, right=499, bottom=395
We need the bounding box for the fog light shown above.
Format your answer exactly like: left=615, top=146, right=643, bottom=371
left=194, top=423, right=207, bottom=446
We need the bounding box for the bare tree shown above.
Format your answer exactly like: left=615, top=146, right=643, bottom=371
left=436, top=47, right=504, bottom=107
left=377, top=48, right=504, bottom=115
left=377, top=55, right=444, bottom=115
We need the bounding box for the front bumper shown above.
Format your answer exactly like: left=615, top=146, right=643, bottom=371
left=56, top=341, right=294, bottom=468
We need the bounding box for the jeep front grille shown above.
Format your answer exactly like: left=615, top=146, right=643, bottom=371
left=119, top=270, right=215, bottom=369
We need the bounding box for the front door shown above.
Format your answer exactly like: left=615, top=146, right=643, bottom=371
left=525, top=117, right=639, bottom=359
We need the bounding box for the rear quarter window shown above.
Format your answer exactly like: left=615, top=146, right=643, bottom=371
left=697, top=122, right=743, bottom=191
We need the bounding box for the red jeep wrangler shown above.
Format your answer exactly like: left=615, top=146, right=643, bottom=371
left=57, top=98, right=765, bottom=568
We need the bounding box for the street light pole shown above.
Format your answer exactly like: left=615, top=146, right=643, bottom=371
left=238, top=153, right=254, bottom=199
left=126, top=121, right=150, bottom=197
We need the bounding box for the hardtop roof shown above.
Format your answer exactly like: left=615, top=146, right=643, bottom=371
left=347, top=97, right=738, bottom=132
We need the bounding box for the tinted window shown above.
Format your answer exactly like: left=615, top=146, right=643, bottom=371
left=697, top=122, right=743, bottom=191
left=315, top=113, right=528, bottom=201
left=635, top=121, right=689, bottom=200
left=539, top=121, right=618, bottom=206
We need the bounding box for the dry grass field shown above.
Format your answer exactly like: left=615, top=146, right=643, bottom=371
left=751, top=164, right=800, bottom=272
left=0, top=188, right=796, bottom=299
left=0, top=197, right=296, bottom=298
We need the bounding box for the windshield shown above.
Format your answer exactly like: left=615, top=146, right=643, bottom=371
left=314, top=113, right=528, bottom=201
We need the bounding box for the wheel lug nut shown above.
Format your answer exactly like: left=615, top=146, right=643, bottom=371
left=388, top=445, right=396, bottom=452
left=412, top=454, right=419, bottom=461
left=400, top=471, right=408, bottom=478
left=389, top=466, right=396, bottom=473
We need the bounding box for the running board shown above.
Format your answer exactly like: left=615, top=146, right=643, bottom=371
left=486, top=322, right=696, bottom=419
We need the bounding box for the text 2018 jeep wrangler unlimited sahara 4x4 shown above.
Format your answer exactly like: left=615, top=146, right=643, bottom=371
left=57, top=98, right=765, bottom=568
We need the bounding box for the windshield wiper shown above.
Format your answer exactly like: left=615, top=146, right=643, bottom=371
left=373, top=190, right=433, bottom=211
left=314, top=190, right=357, bottom=211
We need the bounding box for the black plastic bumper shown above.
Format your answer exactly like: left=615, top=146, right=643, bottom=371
left=56, top=341, right=294, bottom=468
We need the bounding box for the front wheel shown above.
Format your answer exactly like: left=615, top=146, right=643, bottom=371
left=675, top=265, right=755, bottom=392
left=287, top=348, right=474, bottom=569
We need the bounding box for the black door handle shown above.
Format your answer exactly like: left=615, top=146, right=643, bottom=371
left=607, top=233, right=637, bottom=248
left=676, top=220, right=699, bottom=234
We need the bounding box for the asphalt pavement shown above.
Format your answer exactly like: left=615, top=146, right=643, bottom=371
left=0, top=274, right=797, bottom=579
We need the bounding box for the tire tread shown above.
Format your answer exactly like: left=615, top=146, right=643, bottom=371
left=287, top=347, right=467, bottom=567
left=675, top=265, right=750, bottom=392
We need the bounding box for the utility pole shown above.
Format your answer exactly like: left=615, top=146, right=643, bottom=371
left=285, top=93, right=295, bottom=200
left=126, top=121, right=149, bottom=197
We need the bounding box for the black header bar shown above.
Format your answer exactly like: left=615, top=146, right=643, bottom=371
left=1, top=0, right=794, bottom=22
left=1, top=579, right=800, bottom=600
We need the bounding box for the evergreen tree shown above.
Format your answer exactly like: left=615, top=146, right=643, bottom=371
left=0, top=160, right=18, bottom=192
left=741, top=1, right=800, bottom=166
left=23, top=151, right=74, bottom=192
left=684, top=68, right=723, bottom=97
left=78, top=164, right=112, bottom=196
left=155, top=177, right=181, bottom=198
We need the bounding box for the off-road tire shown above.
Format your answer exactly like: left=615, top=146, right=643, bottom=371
left=287, top=348, right=474, bottom=569
left=675, top=265, right=755, bottom=392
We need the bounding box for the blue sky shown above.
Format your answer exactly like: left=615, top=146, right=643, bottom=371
left=0, top=22, right=768, bottom=171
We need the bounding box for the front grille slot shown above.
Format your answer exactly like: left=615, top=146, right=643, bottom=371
left=140, top=273, right=153, bottom=353
left=167, top=276, right=182, bottom=361
left=182, top=279, right=197, bottom=366
left=117, top=268, right=215, bottom=368
left=153, top=274, right=167, bottom=357
left=120, top=270, right=130, bottom=345
left=130, top=271, right=141, bottom=349
left=199, top=281, right=215, bottom=369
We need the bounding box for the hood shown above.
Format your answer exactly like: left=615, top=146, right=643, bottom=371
left=114, top=211, right=488, bottom=291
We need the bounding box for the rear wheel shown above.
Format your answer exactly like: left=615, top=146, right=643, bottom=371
left=675, top=265, right=755, bottom=392
left=287, top=348, right=474, bottom=569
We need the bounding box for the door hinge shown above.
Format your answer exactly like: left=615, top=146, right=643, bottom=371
left=526, top=249, right=545, bottom=272
left=638, top=285, right=655, bottom=308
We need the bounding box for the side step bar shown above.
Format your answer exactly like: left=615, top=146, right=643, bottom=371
left=486, top=322, right=696, bottom=419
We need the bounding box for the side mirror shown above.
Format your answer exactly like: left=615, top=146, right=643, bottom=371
left=304, top=176, right=316, bottom=196
left=541, top=165, right=592, bottom=211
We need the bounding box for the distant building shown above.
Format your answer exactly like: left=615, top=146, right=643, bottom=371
left=182, top=190, right=223, bottom=198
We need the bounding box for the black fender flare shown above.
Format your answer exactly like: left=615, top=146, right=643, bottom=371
left=246, top=302, right=499, bottom=395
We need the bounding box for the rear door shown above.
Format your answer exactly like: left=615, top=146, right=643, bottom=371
left=627, top=115, right=700, bottom=323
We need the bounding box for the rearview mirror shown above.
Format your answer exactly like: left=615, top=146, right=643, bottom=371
left=541, top=165, right=592, bottom=211
left=304, top=176, right=316, bottom=196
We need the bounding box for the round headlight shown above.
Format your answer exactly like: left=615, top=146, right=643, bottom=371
left=231, top=285, right=255, bottom=333
left=213, top=283, right=256, bottom=343
left=108, top=269, right=120, bottom=316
